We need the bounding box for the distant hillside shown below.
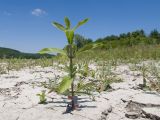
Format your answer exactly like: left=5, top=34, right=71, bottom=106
left=79, top=29, right=160, bottom=51
left=0, top=47, right=53, bottom=59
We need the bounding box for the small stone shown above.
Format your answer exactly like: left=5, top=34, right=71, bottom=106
left=136, top=73, right=141, bottom=76
left=125, top=112, right=139, bottom=119
left=101, top=114, right=107, bottom=120
left=102, top=110, right=108, bottom=116
left=108, top=106, right=112, bottom=113
left=132, top=79, right=136, bottom=81
left=141, top=113, right=146, bottom=118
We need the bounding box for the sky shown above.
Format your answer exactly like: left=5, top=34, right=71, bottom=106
left=0, top=0, right=160, bottom=53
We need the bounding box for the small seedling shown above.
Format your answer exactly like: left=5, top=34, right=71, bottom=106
left=37, top=90, right=47, bottom=104
left=141, top=63, right=147, bottom=88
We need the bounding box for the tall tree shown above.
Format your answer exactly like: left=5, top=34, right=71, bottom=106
left=149, top=29, right=160, bottom=43
left=74, top=34, right=92, bottom=50
left=150, top=29, right=159, bottom=39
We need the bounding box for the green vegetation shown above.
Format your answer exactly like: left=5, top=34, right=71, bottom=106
left=37, top=90, right=47, bottom=104
left=39, top=17, right=89, bottom=110
left=1, top=29, right=160, bottom=61
left=73, top=29, right=160, bottom=63
left=79, top=29, right=160, bottom=53
left=0, top=58, right=54, bottom=74
left=74, top=34, right=92, bottom=50
left=1, top=23, right=160, bottom=111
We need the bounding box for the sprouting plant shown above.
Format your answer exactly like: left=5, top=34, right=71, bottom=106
left=39, top=17, right=89, bottom=110
left=112, top=59, right=118, bottom=70
left=90, top=70, right=96, bottom=78
left=75, top=79, right=96, bottom=99
left=37, top=90, right=47, bottom=104
left=97, top=75, right=110, bottom=92
left=6, top=59, right=12, bottom=74
left=148, top=62, right=160, bottom=91
left=140, top=63, right=148, bottom=88
left=82, top=63, right=89, bottom=77
left=0, top=63, right=7, bottom=74
left=95, top=61, right=123, bottom=92
left=97, top=75, right=122, bottom=92
left=77, top=62, right=89, bottom=78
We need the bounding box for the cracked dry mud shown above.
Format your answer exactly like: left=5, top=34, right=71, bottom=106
left=0, top=64, right=160, bottom=120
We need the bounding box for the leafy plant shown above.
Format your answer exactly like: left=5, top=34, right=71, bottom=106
left=90, top=70, right=96, bottom=78
left=39, top=17, right=89, bottom=110
left=77, top=63, right=89, bottom=77
left=37, top=90, right=47, bottom=104
left=148, top=63, right=160, bottom=91
left=140, top=63, right=148, bottom=88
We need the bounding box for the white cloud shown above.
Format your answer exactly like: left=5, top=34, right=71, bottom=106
left=31, top=8, right=46, bottom=16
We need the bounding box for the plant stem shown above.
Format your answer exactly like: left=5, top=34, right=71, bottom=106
left=69, top=45, right=74, bottom=110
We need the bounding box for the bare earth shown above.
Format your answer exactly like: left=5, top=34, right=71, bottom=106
left=0, top=64, right=160, bottom=120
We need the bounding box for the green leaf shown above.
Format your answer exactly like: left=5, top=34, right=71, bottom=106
left=73, top=18, right=89, bottom=31
left=52, top=22, right=66, bottom=32
left=65, top=30, right=74, bottom=44
left=76, top=81, right=95, bottom=93
left=38, top=48, right=66, bottom=55
left=58, top=76, right=73, bottom=93
left=64, top=17, right=70, bottom=29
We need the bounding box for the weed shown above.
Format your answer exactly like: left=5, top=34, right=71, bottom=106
left=39, top=17, right=89, bottom=110
left=37, top=90, right=47, bottom=104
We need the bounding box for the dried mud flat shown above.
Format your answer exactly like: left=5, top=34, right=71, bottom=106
left=0, top=63, right=160, bottom=120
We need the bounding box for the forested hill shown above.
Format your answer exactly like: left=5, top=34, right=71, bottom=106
left=0, top=47, right=53, bottom=59
left=1, top=29, right=160, bottom=59
left=76, top=29, right=160, bottom=51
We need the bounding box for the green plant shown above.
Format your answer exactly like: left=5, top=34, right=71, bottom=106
left=74, top=79, right=97, bottom=101
left=37, top=90, right=47, bottom=104
left=140, top=63, right=147, bottom=88
left=0, top=63, right=7, bottom=74
left=148, top=62, right=160, bottom=91
left=6, top=59, right=12, bottom=74
left=39, top=17, right=89, bottom=110
left=77, top=62, right=89, bottom=77
left=90, top=70, right=96, bottom=78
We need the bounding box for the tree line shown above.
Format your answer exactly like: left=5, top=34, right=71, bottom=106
left=74, top=29, right=160, bottom=51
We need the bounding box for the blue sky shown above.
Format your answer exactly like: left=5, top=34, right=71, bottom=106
left=0, top=0, right=160, bottom=53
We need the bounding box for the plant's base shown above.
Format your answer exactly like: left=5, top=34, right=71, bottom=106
left=38, top=102, right=47, bottom=104
left=63, top=96, right=79, bottom=113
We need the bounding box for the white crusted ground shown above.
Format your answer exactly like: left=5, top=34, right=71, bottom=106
left=0, top=64, right=160, bottom=120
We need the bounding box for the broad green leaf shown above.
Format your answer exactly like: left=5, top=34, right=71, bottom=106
left=73, top=18, right=89, bottom=31
left=38, top=48, right=66, bottom=55
left=58, top=76, right=73, bottom=93
left=64, top=17, right=70, bottom=29
left=65, top=30, right=74, bottom=44
left=52, top=22, right=66, bottom=32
